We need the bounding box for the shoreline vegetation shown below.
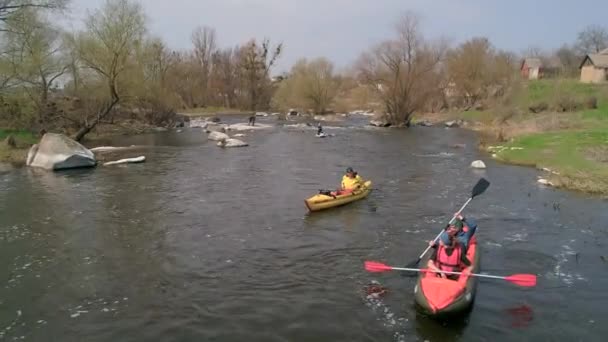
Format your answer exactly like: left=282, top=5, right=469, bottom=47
left=417, top=79, right=608, bottom=196
left=1, top=1, right=607, bottom=196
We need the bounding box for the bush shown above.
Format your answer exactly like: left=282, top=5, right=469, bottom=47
left=584, top=96, right=598, bottom=109
left=553, top=94, right=580, bottom=112
left=529, top=102, right=548, bottom=113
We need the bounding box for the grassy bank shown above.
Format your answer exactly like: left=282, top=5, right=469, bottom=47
left=418, top=79, right=608, bottom=196
left=0, top=129, right=38, bottom=165
left=492, top=130, right=608, bottom=194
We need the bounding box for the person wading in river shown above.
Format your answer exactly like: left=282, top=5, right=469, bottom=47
left=427, top=234, right=472, bottom=280
left=248, top=114, right=256, bottom=126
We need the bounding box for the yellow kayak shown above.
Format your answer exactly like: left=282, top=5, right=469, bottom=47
left=305, top=181, right=373, bottom=212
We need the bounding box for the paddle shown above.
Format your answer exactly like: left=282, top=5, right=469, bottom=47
left=365, top=261, right=536, bottom=287
left=405, top=178, right=490, bottom=269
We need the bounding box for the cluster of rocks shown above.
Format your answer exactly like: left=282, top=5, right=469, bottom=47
left=202, top=120, right=272, bottom=148
left=26, top=133, right=145, bottom=171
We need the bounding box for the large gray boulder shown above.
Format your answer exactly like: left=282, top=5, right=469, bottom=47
left=208, top=131, right=230, bottom=141
left=26, top=133, right=96, bottom=170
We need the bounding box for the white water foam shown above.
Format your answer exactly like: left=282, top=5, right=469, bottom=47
left=504, top=232, right=528, bottom=242
left=363, top=280, right=413, bottom=342
left=551, top=241, right=587, bottom=286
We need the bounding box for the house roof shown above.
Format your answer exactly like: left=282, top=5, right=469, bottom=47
left=580, top=53, right=608, bottom=69
left=522, top=58, right=542, bottom=69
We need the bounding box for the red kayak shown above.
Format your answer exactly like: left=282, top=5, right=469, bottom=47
left=414, top=236, right=480, bottom=316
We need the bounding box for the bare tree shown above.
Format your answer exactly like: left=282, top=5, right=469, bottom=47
left=522, top=45, right=545, bottom=58
left=357, top=11, right=446, bottom=126
left=191, top=26, right=216, bottom=106
left=0, top=0, right=67, bottom=32
left=555, top=44, right=581, bottom=77
left=3, top=7, right=68, bottom=124
left=576, top=25, right=608, bottom=54
left=446, top=37, right=493, bottom=106
left=69, top=0, right=146, bottom=141
left=210, top=46, right=238, bottom=108
left=238, top=38, right=282, bottom=110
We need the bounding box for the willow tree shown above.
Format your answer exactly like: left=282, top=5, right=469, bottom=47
left=70, top=0, right=145, bottom=141
left=3, top=8, right=68, bottom=125
left=0, top=0, right=67, bottom=93
left=358, top=12, right=446, bottom=126
left=0, top=0, right=68, bottom=30
left=273, top=57, right=340, bottom=114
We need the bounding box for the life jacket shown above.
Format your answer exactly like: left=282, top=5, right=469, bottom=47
left=341, top=174, right=362, bottom=190
left=436, top=244, right=462, bottom=272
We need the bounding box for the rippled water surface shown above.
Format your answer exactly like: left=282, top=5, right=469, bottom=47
left=1, top=116, right=608, bottom=341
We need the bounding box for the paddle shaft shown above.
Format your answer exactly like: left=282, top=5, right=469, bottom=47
left=415, top=197, right=473, bottom=261
left=388, top=266, right=507, bottom=280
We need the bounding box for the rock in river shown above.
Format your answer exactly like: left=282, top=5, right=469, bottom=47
left=26, top=133, right=96, bottom=171
left=217, top=138, right=248, bottom=148
left=208, top=131, right=230, bottom=141
left=470, top=160, right=486, bottom=169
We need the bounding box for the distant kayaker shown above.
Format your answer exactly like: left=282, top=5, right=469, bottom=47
left=436, top=214, right=477, bottom=252
left=317, top=123, right=324, bottom=135
left=427, top=234, right=472, bottom=280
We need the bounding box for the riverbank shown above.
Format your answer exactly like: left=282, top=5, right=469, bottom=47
left=0, top=130, right=38, bottom=166
left=0, top=122, right=172, bottom=165
left=416, top=80, right=608, bottom=196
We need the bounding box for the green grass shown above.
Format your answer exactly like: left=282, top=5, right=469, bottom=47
left=0, top=129, right=38, bottom=145
left=0, top=129, right=37, bottom=165
left=520, top=79, right=608, bottom=109
left=494, top=130, right=608, bottom=194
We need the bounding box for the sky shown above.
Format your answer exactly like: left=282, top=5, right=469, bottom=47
left=68, top=0, right=608, bottom=74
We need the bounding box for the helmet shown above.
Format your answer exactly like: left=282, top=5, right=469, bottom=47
left=346, top=167, right=354, bottom=173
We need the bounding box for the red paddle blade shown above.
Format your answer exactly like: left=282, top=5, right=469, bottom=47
left=505, top=274, right=537, bottom=287
left=364, top=261, right=394, bottom=273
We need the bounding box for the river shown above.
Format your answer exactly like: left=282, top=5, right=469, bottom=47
left=1, top=115, right=607, bottom=341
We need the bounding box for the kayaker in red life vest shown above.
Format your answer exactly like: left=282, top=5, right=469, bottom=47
left=427, top=234, right=472, bottom=280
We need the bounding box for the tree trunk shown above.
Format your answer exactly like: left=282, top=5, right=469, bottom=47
left=74, top=98, right=118, bottom=142
left=74, top=82, right=119, bottom=142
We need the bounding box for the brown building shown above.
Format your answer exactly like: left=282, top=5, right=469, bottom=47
left=579, top=48, right=608, bottom=83
left=521, top=58, right=543, bottom=80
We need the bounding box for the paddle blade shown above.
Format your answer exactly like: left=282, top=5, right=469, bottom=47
left=405, top=258, right=422, bottom=268
left=505, top=274, right=537, bottom=287
left=364, top=261, right=394, bottom=273
left=471, top=178, right=490, bottom=198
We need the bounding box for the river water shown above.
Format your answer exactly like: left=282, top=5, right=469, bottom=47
left=1, top=115, right=607, bottom=341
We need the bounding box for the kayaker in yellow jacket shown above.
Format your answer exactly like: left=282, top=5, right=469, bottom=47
left=339, top=167, right=363, bottom=194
